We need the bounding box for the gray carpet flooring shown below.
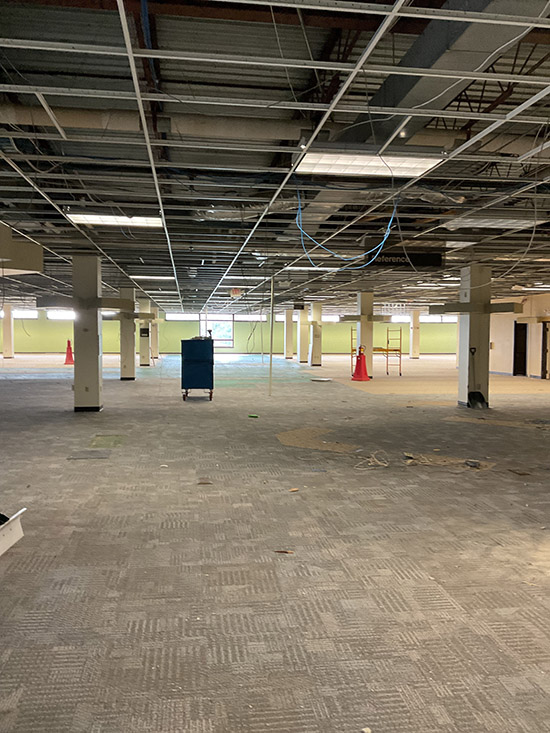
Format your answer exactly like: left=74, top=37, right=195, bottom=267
left=1, top=355, right=549, bottom=732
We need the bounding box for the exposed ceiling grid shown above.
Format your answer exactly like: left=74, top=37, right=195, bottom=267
left=1, top=0, right=550, bottom=313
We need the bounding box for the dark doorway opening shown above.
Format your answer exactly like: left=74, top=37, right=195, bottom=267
left=513, top=322, right=528, bottom=376
left=542, top=323, right=550, bottom=379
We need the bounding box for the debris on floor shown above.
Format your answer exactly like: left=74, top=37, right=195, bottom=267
left=248, top=414, right=259, bottom=418
left=198, top=478, right=213, bottom=485
left=289, top=488, right=300, bottom=492
left=508, top=468, right=531, bottom=476
left=274, top=550, right=294, bottom=554
left=311, top=377, right=332, bottom=382
left=354, top=450, right=389, bottom=471
left=404, top=453, right=494, bottom=470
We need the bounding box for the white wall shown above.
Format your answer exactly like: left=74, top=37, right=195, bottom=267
left=489, top=294, right=550, bottom=379
left=489, top=312, right=515, bottom=375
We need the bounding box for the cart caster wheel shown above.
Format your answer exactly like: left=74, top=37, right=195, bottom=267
left=182, top=392, right=188, bottom=401
left=209, top=391, right=213, bottom=401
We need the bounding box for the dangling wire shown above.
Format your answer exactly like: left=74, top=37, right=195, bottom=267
left=295, top=188, right=398, bottom=271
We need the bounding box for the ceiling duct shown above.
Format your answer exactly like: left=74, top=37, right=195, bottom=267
left=195, top=200, right=297, bottom=221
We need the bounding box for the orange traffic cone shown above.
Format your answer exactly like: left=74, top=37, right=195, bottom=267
left=352, top=345, right=370, bottom=381
left=64, top=339, right=74, bottom=365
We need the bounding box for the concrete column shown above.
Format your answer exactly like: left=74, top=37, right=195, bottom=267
left=296, top=307, right=308, bottom=363
left=119, top=287, right=135, bottom=381
left=2, top=303, right=14, bottom=358
left=73, top=255, right=102, bottom=412
left=151, top=306, right=159, bottom=359
left=284, top=309, right=294, bottom=359
left=137, top=298, right=151, bottom=367
left=357, top=292, right=374, bottom=378
left=458, top=264, right=491, bottom=408
left=308, top=302, right=322, bottom=366
left=409, top=309, right=420, bottom=359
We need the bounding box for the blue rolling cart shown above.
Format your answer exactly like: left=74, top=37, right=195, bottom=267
left=181, top=337, right=214, bottom=401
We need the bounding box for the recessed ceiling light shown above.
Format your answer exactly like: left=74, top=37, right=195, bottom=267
left=296, top=153, right=442, bottom=178
left=67, top=214, right=163, bottom=227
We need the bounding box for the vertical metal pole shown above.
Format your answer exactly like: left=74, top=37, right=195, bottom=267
left=268, top=276, right=275, bottom=396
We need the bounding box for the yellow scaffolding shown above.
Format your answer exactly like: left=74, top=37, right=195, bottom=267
left=384, top=327, right=403, bottom=376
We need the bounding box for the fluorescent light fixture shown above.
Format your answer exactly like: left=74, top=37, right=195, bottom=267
left=442, top=315, right=458, bottom=323
left=101, top=310, right=116, bottom=317
left=131, top=275, right=175, bottom=281
left=420, top=315, right=443, bottom=323
left=0, top=309, right=39, bottom=319
left=67, top=214, right=162, bottom=227
left=445, top=240, right=475, bottom=250
left=296, top=152, right=442, bottom=178
left=322, top=315, right=340, bottom=322
left=391, top=315, right=411, bottom=323
left=285, top=266, right=339, bottom=272
left=47, top=309, right=76, bottom=320
left=444, top=217, right=547, bottom=231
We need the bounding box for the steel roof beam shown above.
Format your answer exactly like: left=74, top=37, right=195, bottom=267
left=201, top=0, right=550, bottom=30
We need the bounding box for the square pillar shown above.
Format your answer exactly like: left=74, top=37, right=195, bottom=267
left=284, top=309, right=294, bottom=359
left=151, top=306, right=160, bottom=359
left=137, top=298, right=151, bottom=367
left=357, top=292, right=373, bottom=378
left=2, top=303, right=14, bottom=358
left=409, top=309, right=420, bottom=359
left=458, top=265, right=491, bottom=408
left=73, top=255, right=102, bottom=412
left=119, top=287, right=135, bottom=380
left=296, top=307, right=308, bottom=363
left=308, top=302, right=322, bottom=366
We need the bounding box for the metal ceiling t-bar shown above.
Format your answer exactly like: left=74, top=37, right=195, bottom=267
left=4, top=38, right=550, bottom=90
left=116, top=0, right=183, bottom=311
left=202, top=0, right=410, bottom=309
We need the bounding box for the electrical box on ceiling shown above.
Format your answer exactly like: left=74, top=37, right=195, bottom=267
left=0, top=223, right=43, bottom=275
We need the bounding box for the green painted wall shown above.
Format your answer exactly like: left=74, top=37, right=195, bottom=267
left=1, top=313, right=457, bottom=354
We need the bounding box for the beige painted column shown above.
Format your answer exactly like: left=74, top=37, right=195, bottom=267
left=119, top=287, right=135, bottom=380
left=2, top=303, right=14, bottom=358
left=73, top=255, right=102, bottom=412
left=137, top=298, right=152, bottom=367
left=308, top=302, right=322, bottom=366
left=284, top=309, right=293, bottom=359
left=409, top=309, right=420, bottom=359
left=458, top=264, right=491, bottom=408
left=357, top=292, right=374, bottom=378
left=151, top=306, right=159, bottom=359
left=296, top=307, right=309, bottom=363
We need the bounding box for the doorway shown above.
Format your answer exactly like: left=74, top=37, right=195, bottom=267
left=513, top=322, right=528, bottom=376
left=542, top=323, right=550, bottom=379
